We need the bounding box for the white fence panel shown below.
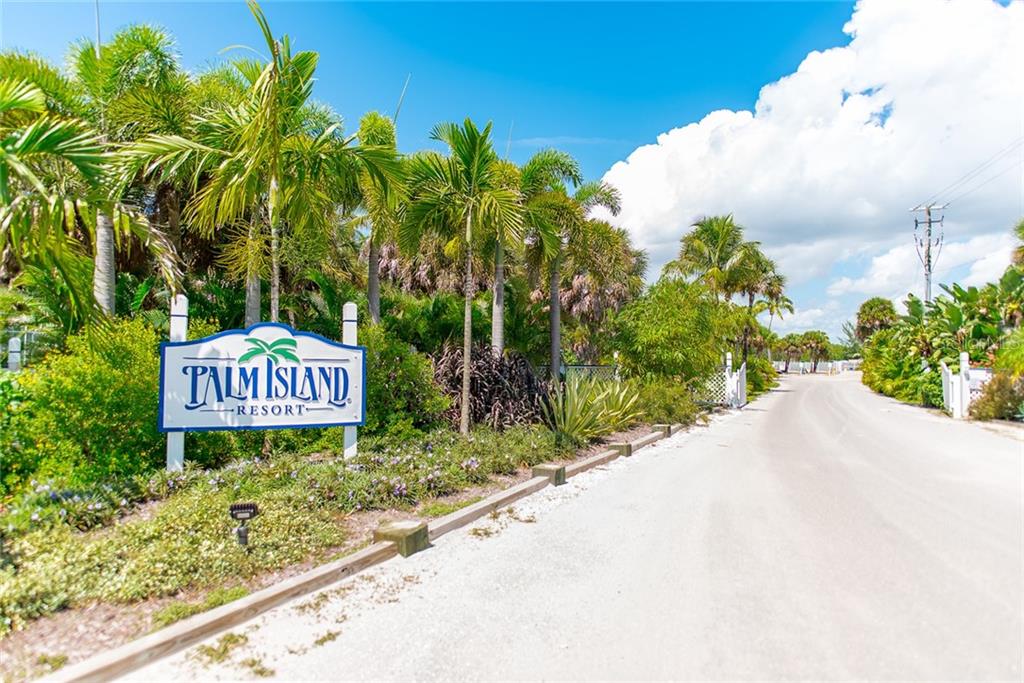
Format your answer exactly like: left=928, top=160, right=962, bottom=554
left=941, top=352, right=992, bottom=419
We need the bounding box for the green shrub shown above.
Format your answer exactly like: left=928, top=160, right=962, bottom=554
left=0, top=320, right=227, bottom=495
left=362, top=325, right=449, bottom=439
left=861, top=327, right=944, bottom=407
left=1, top=320, right=164, bottom=492
left=969, top=372, right=1024, bottom=421
left=995, top=327, right=1024, bottom=376
left=614, top=280, right=730, bottom=382
left=745, top=356, right=777, bottom=397
left=543, top=377, right=642, bottom=448
left=0, top=373, right=32, bottom=493
left=636, top=379, right=701, bottom=426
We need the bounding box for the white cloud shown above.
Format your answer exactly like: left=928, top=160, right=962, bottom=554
left=826, top=232, right=1015, bottom=299
left=769, top=300, right=845, bottom=336
left=603, top=0, right=1024, bottom=334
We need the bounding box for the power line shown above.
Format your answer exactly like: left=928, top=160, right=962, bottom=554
left=919, top=135, right=1024, bottom=207
left=946, top=158, right=1023, bottom=206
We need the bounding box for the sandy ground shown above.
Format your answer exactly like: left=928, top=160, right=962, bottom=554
left=128, top=373, right=1023, bottom=681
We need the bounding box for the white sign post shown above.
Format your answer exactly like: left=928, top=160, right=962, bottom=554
left=342, top=302, right=358, bottom=459
left=166, top=294, right=189, bottom=471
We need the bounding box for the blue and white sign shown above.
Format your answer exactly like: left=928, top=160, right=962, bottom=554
left=159, top=323, right=366, bottom=432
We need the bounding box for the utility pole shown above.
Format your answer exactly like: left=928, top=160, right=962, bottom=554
left=910, top=203, right=946, bottom=302
left=94, top=0, right=101, bottom=57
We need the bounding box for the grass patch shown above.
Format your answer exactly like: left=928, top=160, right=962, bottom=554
left=192, top=632, right=248, bottom=666
left=34, top=653, right=68, bottom=673
left=312, top=630, right=340, bottom=647
left=239, top=656, right=275, bottom=677
left=151, top=585, right=250, bottom=629
left=419, top=496, right=483, bottom=518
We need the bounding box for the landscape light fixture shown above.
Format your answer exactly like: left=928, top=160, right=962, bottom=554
left=229, top=502, right=259, bottom=548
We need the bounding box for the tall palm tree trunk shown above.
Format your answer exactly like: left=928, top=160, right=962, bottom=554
left=460, top=208, right=474, bottom=435
left=166, top=187, right=181, bottom=252
left=491, top=240, right=504, bottom=354
left=267, top=174, right=281, bottom=323
left=93, top=211, right=116, bottom=314
left=742, top=291, right=754, bottom=366
left=269, top=220, right=280, bottom=323
left=549, top=249, right=562, bottom=382
left=367, top=238, right=381, bottom=324
left=245, top=273, right=261, bottom=327
left=244, top=222, right=261, bottom=326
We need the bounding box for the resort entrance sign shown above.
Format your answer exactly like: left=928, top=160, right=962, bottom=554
left=159, top=322, right=366, bottom=432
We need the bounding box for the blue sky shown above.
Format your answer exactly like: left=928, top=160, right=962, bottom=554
left=3, top=1, right=1020, bottom=338
left=1, top=1, right=853, bottom=180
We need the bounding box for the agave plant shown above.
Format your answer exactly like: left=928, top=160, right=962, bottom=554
left=542, top=376, right=642, bottom=447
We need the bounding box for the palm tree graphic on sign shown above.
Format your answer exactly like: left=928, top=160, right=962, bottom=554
left=238, top=337, right=300, bottom=365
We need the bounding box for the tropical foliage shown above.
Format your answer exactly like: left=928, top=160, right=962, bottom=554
left=858, top=223, right=1024, bottom=417
left=0, top=2, right=795, bottom=644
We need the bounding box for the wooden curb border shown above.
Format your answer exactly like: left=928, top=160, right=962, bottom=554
left=44, top=425, right=679, bottom=683
left=428, top=476, right=550, bottom=541
left=46, top=542, right=397, bottom=683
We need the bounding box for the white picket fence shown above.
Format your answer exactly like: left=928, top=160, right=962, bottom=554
left=699, top=353, right=746, bottom=408
left=940, top=352, right=993, bottom=419
left=726, top=355, right=747, bottom=408
left=773, top=359, right=860, bottom=375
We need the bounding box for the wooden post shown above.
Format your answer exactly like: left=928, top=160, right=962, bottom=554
left=7, top=336, right=21, bottom=371
left=343, top=302, right=358, bottom=460
left=166, top=294, right=188, bottom=471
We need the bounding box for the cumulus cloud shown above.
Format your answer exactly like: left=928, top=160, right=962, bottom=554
left=826, top=232, right=1016, bottom=300
left=603, top=0, right=1024, bottom=335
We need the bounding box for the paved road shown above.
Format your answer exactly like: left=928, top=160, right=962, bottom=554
left=132, top=373, right=1023, bottom=681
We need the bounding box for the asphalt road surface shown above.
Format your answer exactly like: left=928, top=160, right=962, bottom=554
left=131, top=372, right=1023, bottom=681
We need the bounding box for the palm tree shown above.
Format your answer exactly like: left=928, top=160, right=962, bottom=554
left=497, top=149, right=581, bottom=355
left=68, top=24, right=182, bottom=314
left=543, top=181, right=621, bottom=380
left=756, top=274, right=793, bottom=332
left=121, top=2, right=389, bottom=325
left=400, top=118, right=522, bottom=434
left=735, top=247, right=776, bottom=365
left=238, top=337, right=299, bottom=364
left=753, top=274, right=792, bottom=363
left=0, top=73, right=176, bottom=324
left=801, top=330, right=831, bottom=372
left=780, top=333, right=803, bottom=372
left=665, top=214, right=756, bottom=300
left=357, top=111, right=401, bottom=324
left=560, top=219, right=646, bottom=363
left=0, top=77, right=106, bottom=320
left=855, top=296, right=898, bottom=341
